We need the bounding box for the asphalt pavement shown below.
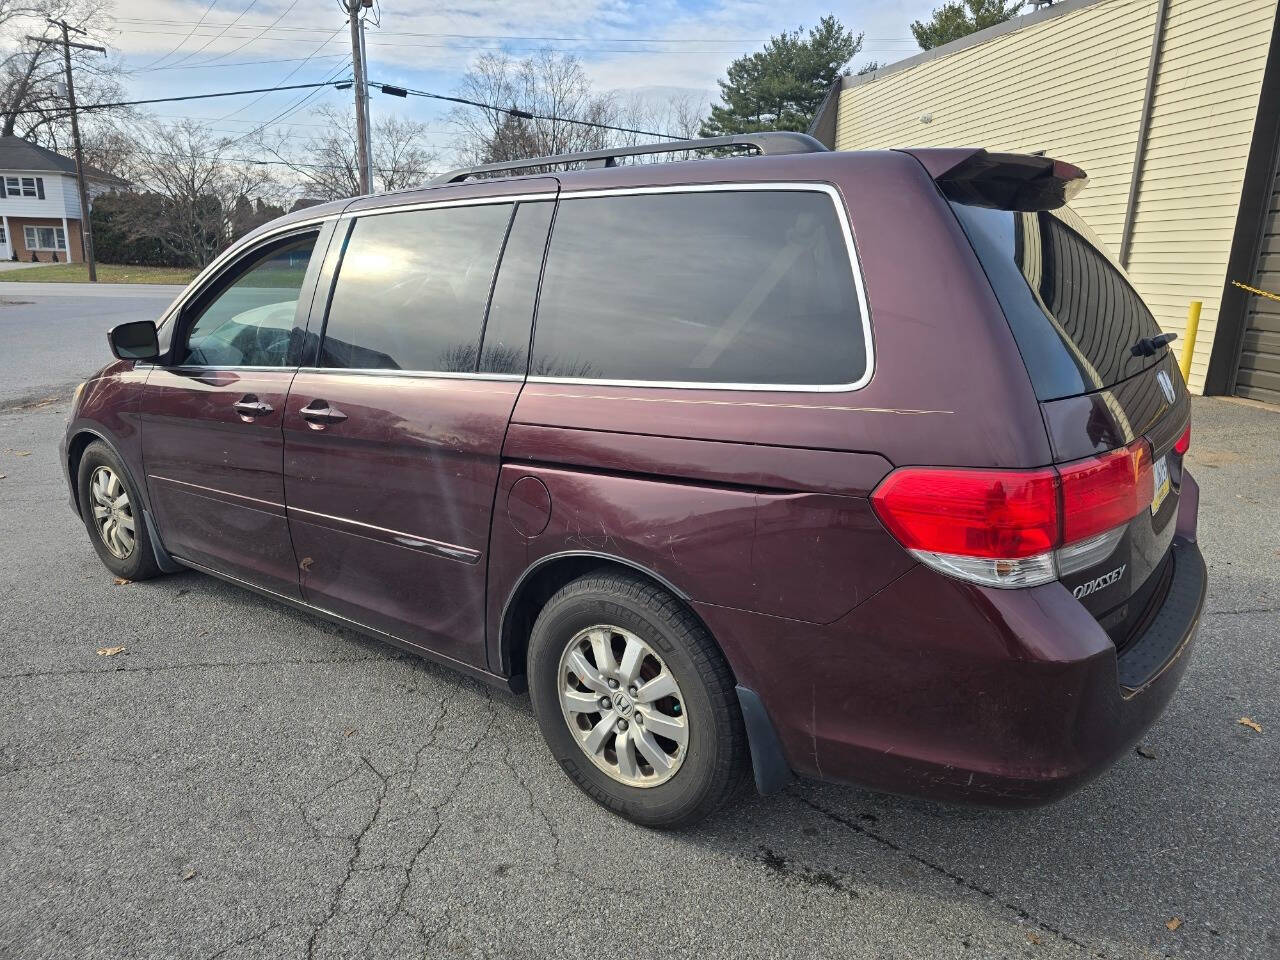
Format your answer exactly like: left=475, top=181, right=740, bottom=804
left=0, top=289, right=1277, bottom=959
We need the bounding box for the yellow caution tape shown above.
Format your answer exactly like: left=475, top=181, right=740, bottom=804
left=1232, top=280, right=1280, bottom=303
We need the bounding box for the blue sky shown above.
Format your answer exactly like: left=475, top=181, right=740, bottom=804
left=102, top=0, right=939, bottom=160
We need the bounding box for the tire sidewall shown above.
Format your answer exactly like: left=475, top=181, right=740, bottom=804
left=77, top=442, right=154, bottom=580
left=528, top=583, right=731, bottom=826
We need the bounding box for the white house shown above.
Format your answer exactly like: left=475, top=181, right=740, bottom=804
left=0, top=135, right=127, bottom=263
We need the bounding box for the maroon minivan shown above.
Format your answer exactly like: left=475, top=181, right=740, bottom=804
left=61, top=133, right=1206, bottom=827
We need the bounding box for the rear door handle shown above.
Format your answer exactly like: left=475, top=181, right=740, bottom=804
left=233, top=395, right=273, bottom=418
left=299, top=400, right=348, bottom=426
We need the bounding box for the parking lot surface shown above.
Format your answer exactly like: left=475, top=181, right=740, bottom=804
left=1, top=291, right=1277, bottom=959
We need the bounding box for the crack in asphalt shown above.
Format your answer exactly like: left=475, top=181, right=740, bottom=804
left=789, top=792, right=1102, bottom=957
left=205, top=920, right=283, bottom=960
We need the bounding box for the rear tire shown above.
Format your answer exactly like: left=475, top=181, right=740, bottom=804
left=527, top=570, right=748, bottom=828
left=76, top=441, right=162, bottom=582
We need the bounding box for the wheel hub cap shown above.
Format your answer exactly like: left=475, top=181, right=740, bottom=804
left=89, top=466, right=136, bottom=560
left=557, top=624, right=688, bottom=788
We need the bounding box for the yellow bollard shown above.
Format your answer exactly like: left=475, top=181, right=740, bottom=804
left=1179, top=300, right=1201, bottom=383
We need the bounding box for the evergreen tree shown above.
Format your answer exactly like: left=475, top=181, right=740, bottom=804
left=910, top=0, right=1025, bottom=51
left=700, top=16, right=862, bottom=136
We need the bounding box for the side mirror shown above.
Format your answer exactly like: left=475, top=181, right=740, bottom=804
left=107, top=320, right=160, bottom=362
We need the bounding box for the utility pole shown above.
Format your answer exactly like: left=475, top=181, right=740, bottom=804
left=28, top=21, right=105, bottom=280
left=347, top=0, right=372, bottom=195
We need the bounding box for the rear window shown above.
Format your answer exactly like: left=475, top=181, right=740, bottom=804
left=950, top=202, right=1165, bottom=400
left=530, top=189, right=868, bottom=387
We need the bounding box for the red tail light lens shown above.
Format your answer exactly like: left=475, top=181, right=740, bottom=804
left=1059, top=440, right=1153, bottom=543
left=871, top=467, right=1058, bottom=559
left=1174, top=422, right=1191, bottom=455
left=871, top=437, right=1156, bottom=588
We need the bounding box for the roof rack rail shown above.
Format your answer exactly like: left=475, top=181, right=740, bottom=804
left=431, top=131, right=828, bottom=184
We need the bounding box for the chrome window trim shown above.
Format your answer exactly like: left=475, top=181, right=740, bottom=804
left=295, top=367, right=524, bottom=382
left=531, top=181, right=874, bottom=394
left=346, top=191, right=556, bottom=219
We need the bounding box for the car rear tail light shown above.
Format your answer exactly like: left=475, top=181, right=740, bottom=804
left=1174, top=422, right=1191, bottom=455
left=871, top=438, right=1155, bottom=589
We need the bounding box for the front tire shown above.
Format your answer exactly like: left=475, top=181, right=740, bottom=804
left=76, top=441, right=162, bottom=582
left=527, top=570, right=748, bottom=828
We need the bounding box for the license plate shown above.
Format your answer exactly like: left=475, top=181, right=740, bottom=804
left=1151, top=454, right=1171, bottom=514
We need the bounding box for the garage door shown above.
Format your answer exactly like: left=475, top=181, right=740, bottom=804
left=1236, top=159, right=1280, bottom=403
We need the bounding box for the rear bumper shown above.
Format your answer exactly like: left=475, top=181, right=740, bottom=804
left=700, top=473, right=1207, bottom=807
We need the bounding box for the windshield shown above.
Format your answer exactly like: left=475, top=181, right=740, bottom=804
left=950, top=201, right=1166, bottom=400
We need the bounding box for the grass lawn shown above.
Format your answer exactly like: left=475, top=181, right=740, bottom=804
left=1, top=263, right=198, bottom=284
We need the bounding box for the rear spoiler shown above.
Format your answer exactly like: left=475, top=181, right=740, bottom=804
left=900, top=148, right=1088, bottom=211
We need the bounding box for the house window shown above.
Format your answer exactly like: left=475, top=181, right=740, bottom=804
left=0, top=224, right=6, bottom=245
left=24, top=225, right=66, bottom=250
left=4, top=176, right=42, bottom=198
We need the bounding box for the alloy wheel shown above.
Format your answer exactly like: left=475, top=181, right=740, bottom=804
left=557, top=624, right=689, bottom=788
left=90, top=466, right=136, bottom=560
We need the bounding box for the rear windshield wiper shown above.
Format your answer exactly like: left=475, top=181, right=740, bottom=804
left=1131, top=332, right=1177, bottom=357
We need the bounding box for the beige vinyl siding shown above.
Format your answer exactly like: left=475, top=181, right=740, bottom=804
left=835, top=0, right=1157, bottom=251
left=1126, top=0, right=1275, bottom=391
left=834, top=0, right=1278, bottom=394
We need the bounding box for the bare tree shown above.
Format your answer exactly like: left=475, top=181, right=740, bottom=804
left=1, top=0, right=132, bottom=150
left=450, top=50, right=619, bottom=166
left=119, top=120, right=281, bottom=267
left=277, top=102, right=439, bottom=201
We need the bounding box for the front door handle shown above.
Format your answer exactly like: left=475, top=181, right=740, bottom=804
left=233, top=395, right=273, bottom=418
left=299, top=399, right=348, bottom=426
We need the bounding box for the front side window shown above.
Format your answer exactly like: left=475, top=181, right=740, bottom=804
left=180, top=234, right=318, bottom=367
left=320, top=203, right=513, bottom=371
left=24, top=225, right=65, bottom=250
left=530, top=190, right=868, bottom=386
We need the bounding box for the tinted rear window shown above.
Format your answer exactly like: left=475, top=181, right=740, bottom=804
left=530, top=190, right=867, bottom=386
left=951, top=202, right=1164, bottom=400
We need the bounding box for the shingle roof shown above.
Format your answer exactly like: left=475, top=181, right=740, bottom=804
left=0, top=135, right=128, bottom=185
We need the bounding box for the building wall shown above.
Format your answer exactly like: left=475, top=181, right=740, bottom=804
left=0, top=171, right=76, bottom=219
left=4, top=216, right=82, bottom=262
left=833, top=0, right=1278, bottom=394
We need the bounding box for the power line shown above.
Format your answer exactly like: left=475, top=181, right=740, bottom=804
left=173, top=0, right=300, bottom=69
left=135, top=0, right=220, bottom=70
left=4, top=79, right=352, bottom=117
left=219, top=59, right=352, bottom=145
left=218, top=23, right=346, bottom=120
left=144, top=53, right=347, bottom=72
left=159, top=0, right=260, bottom=70
left=113, top=18, right=919, bottom=44
left=380, top=82, right=683, bottom=140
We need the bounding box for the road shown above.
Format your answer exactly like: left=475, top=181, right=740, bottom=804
left=1, top=288, right=1277, bottom=959
left=0, top=282, right=181, bottom=408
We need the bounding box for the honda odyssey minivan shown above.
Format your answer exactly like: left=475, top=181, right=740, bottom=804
left=61, top=133, right=1206, bottom=827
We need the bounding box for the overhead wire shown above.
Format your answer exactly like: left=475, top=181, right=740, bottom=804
left=134, top=0, right=220, bottom=70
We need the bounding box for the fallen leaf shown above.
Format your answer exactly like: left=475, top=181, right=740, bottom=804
left=113, top=577, right=131, bottom=586
left=1166, top=917, right=1182, bottom=931
left=299, top=557, right=314, bottom=571
left=97, top=646, right=125, bottom=657
left=182, top=867, right=197, bottom=881
left=1135, top=745, right=1159, bottom=760
left=1238, top=717, right=1263, bottom=733
left=343, top=728, right=356, bottom=738
left=0, top=473, right=6, bottom=479
left=13, top=450, right=30, bottom=457
left=1025, top=931, right=1041, bottom=944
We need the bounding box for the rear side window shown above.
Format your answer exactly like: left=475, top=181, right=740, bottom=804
left=531, top=190, right=868, bottom=386
left=320, top=203, right=513, bottom=371
left=950, top=202, right=1165, bottom=399
left=480, top=201, right=554, bottom=375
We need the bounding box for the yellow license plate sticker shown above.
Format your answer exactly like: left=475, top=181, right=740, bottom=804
left=1151, top=455, right=1171, bottom=514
